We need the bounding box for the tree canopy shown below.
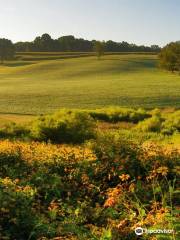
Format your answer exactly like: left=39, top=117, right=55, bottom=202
left=0, top=38, right=15, bottom=63
left=14, top=33, right=161, bottom=53
left=94, top=41, right=104, bottom=59
left=159, top=42, right=180, bottom=73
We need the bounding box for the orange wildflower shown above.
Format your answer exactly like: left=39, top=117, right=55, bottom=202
left=104, top=197, right=116, bottom=208
left=119, top=174, right=130, bottom=181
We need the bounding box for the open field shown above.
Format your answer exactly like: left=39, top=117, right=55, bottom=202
left=0, top=54, right=180, bottom=117
left=15, top=51, right=156, bottom=61
left=0, top=113, right=36, bottom=127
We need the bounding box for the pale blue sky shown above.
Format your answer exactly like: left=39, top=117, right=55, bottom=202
left=0, top=0, right=179, bottom=46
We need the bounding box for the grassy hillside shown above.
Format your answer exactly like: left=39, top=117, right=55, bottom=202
left=0, top=54, right=180, bottom=115
left=15, top=51, right=93, bottom=61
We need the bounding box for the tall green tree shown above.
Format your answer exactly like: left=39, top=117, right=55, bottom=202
left=159, top=42, right=180, bottom=73
left=0, top=38, right=15, bottom=64
left=94, top=41, right=104, bottom=59
left=34, top=34, right=54, bottom=51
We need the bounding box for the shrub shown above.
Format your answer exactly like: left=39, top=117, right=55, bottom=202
left=30, top=110, right=96, bottom=143
left=150, top=108, right=161, bottom=117
left=89, top=107, right=151, bottom=123
left=136, top=115, right=163, bottom=132
left=87, top=132, right=145, bottom=183
left=0, top=177, right=37, bottom=239
left=136, top=110, right=180, bottom=135
left=161, top=110, right=180, bottom=135
left=0, top=122, right=29, bottom=139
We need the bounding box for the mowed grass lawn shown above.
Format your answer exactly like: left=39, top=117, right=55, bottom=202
left=0, top=54, right=180, bottom=115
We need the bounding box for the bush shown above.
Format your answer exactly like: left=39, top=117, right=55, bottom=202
left=30, top=110, right=96, bottom=143
left=87, top=132, right=145, bottom=182
left=136, top=110, right=180, bottom=135
left=136, top=115, right=163, bottom=132
left=0, top=122, right=29, bottom=139
left=89, top=107, right=151, bottom=123
left=0, top=178, right=37, bottom=239
left=161, top=110, right=180, bottom=135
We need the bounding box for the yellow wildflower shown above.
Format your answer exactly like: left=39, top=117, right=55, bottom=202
left=157, top=166, right=168, bottom=176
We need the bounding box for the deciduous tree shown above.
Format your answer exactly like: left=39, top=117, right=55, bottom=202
left=0, top=38, right=15, bottom=64
left=94, top=41, right=104, bottom=59
left=159, top=42, right=180, bottom=73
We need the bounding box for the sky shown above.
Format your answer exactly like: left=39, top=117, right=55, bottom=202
left=0, top=0, right=180, bottom=46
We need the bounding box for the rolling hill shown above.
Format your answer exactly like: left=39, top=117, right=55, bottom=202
left=0, top=54, right=179, bottom=115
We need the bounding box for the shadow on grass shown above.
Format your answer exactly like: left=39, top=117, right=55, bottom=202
left=1, top=62, right=35, bottom=67
left=0, top=112, right=36, bottom=116
left=101, top=58, right=158, bottom=69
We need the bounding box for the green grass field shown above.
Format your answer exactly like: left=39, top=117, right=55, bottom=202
left=0, top=54, right=180, bottom=116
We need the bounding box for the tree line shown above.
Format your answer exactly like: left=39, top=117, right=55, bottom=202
left=14, top=33, right=160, bottom=53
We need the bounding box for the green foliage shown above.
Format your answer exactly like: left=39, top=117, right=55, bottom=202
left=0, top=122, right=29, bottom=138
left=0, top=178, right=38, bottom=239
left=100, top=229, right=112, bottom=240
left=136, top=110, right=180, bottom=135
left=0, top=38, right=15, bottom=63
left=159, top=41, right=180, bottom=72
left=162, top=110, right=180, bottom=135
left=31, top=110, right=96, bottom=143
left=94, top=41, right=104, bottom=59
left=89, top=107, right=150, bottom=123
left=14, top=33, right=160, bottom=53
left=88, top=131, right=145, bottom=180
left=136, top=115, right=163, bottom=132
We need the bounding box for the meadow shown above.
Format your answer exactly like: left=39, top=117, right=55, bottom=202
left=0, top=53, right=180, bottom=118
left=0, top=53, right=180, bottom=240
left=0, top=107, right=180, bottom=240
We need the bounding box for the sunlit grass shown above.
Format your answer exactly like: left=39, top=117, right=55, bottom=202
left=0, top=54, right=179, bottom=115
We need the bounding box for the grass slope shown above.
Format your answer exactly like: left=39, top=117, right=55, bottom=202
left=0, top=54, right=180, bottom=115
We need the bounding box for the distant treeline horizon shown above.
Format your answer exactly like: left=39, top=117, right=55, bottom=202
left=14, top=33, right=161, bottom=52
